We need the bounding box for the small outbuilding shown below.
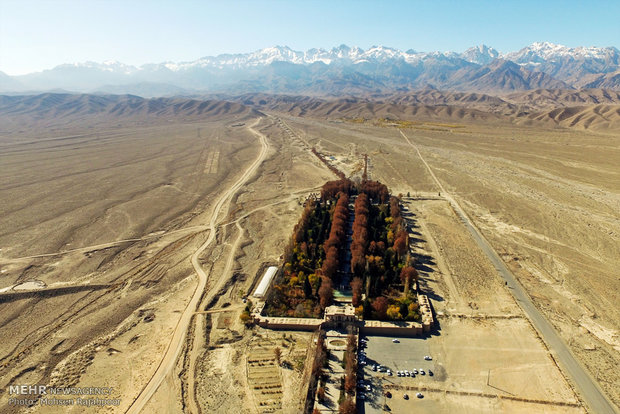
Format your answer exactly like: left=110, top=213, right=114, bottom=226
left=253, top=266, right=278, bottom=298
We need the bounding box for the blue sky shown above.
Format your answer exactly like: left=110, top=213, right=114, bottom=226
left=1, top=0, right=619, bottom=75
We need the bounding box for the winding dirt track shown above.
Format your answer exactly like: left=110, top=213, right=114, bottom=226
left=400, top=129, right=618, bottom=414
left=126, top=118, right=269, bottom=414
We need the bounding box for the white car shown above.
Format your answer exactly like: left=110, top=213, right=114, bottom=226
left=366, top=384, right=371, bottom=391
left=424, top=355, right=432, bottom=361
left=387, top=369, right=392, bottom=376
left=417, top=392, right=424, bottom=399
left=392, top=338, right=400, bottom=343
left=420, top=369, right=425, bottom=375
left=413, top=369, right=418, bottom=375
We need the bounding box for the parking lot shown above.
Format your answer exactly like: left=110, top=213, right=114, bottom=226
left=357, top=335, right=440, bottom=413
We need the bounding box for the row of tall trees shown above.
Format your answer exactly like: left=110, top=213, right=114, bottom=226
left=340, top=332, right=357, bottom=414
left=350, top=193, right=370, bottom=277
left=312, top=333, right=329, bottom=408
left=348, top=193, right=422, bottom=322
left=319, top=192, right=350, bottom=308
left=312, top=148, right=347, bottom=180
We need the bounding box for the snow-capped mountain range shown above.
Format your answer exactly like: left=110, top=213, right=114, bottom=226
left=2, top=42, right=619, bottom=95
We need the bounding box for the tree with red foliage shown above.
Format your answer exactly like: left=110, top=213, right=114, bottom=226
left=320, top=179, right=353, bottom=200
left=321, top=192, right=349, bottom=283
left=318, top=276, right=333, bottom=309
left=390, top=196, right=400, bottom=219
left=293, top=199, right=315, bottom=243
left=393, top=229, right=408, bottom=260
left=360, top=180, right=389, bottom=202
left=350, top=193, right=370, bottom=277
left=350, top=277, right=363, bottom=307
left=322, top=246, right=339, bottom=279
left=344, top=368, right=355, bottom=393
left=372, top=296, right=389, bottom=319
left=400, top=266, right=418, bottom=294
left=339, top=398, right=356, bottom=414
left=323, top=192, right=349, bottom=252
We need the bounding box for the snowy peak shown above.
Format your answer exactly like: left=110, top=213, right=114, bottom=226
left=505, top=42, right=620, bottom=64
left=461, top=45, right=500, bottom=65
left=3, top=42, right=619, bottom=94
left=39, top=43, right=620, bottom=74
left=54, top=60, right=138, bottom=74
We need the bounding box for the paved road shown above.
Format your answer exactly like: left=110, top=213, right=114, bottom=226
left=400, top=129, right=618, bottom=414
left=126, top=118, right=270, bottom=413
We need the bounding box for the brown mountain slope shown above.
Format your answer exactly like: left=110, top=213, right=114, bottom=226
left=504, top=88, right=620, bottom=109
left=0, top=93, right=261, bottom=132
left=230, top=90, right=620, bottom=132
left=579, top=71, right=620, bottom=90
left=521, top=104, right=620, bottom=131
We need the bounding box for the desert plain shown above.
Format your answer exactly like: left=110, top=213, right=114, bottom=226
left=0, top=93, right=618, bottom=413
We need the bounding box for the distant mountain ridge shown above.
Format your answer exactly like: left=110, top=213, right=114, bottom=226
left=2, top=91, right=619, bottom=133
left=1, top=42, right=619, bottom=95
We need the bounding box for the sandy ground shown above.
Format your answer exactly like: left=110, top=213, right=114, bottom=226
left=0, top=106, right=618, bottom=413
left=0, top=113, right=263, bottom=413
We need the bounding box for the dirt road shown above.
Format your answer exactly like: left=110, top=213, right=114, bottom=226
left=126, top=118, right=270, bottom=414
left=400, top=129, right=618, bottom=414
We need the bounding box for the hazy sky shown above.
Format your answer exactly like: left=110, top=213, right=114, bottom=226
left=1, top=0, right=619, bottom=75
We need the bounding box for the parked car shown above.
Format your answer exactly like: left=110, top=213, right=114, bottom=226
left=428, top=370, right=433, bottom=376
left=420, top=369, right=425, bottom=375
left=403, top=394, right=409, bottom=400
left=413, top=369, right=418, bottom=375
left=424, top=355, right=432, bottom=361
left=417, top=392, right=424, bottom=399
left=392, top=338, right=400, bottom=343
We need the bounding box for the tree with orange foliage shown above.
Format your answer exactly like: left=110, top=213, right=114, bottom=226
left=372, top=296, right=389, bottom=319
left=318, top=276, right=333, bottom=309
left=393, top=229, right=408, bottom=260
left=322, top=246, right=339, bottom=280
left=351, top=193, right=369, bottom=277
left=339, top=398, right=356, bottom=414
left=400, top=266, right=418, bottom=294
left=320, top=179, right=353, bottom=200
left=344, top=368, right=355, bottom=393
left=350, top=277, right=363, bottom=307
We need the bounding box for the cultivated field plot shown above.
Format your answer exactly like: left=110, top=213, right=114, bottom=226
left=247, top=341, right=283, bottom=413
